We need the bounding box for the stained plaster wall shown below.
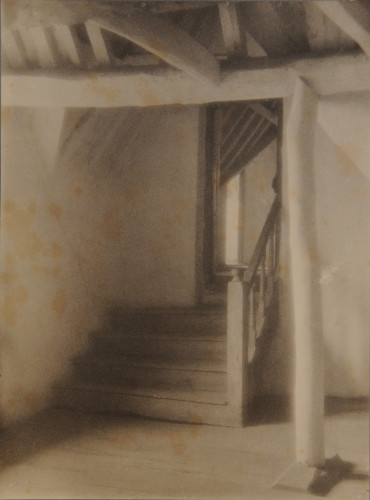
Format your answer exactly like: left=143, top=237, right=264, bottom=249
left=0, top=105, right=202, bottom=423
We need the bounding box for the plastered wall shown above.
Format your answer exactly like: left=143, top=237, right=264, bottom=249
left=263, top=93, right=370, bottom=398
left=0, top=105, right=201, bottom=424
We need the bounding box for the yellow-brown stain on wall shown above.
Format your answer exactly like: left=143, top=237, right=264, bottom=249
left=1, top=284, right=29, bottom=327
left=140, top=91, right=160, bottom=107
left=53, top=265, right=61, bottom=278
left=73, top=186, right=83, bottom=197
left=1, top=271, right=18, bottom=284
left=32, top=264, right=52, bottom=276
left=27, top=201, right=37, bottom=215
left=51, top=289, right=67, bottom=315
left=48, top=203, right=63, bottom=221
left=50, top=242, right=63, bottom=258
left=42, top=242, right=63, bottom=259
left=2, top=295, right=18, bottom=326
left=99, top=207, right=124, bottom=243
left=2, top=201, right=43, bottom=260
left=1, top=107, right=13, bottom=125
left=85, top=75, right=119, bottom=103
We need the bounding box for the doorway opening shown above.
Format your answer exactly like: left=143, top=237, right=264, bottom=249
left=202, top=99, right=282, bottom=301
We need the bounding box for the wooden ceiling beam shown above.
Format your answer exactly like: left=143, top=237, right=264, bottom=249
left=3, top=52, right=369, bottom=108
left=218, top=3, right=247, bottom=57
left=90, top=10, right=220, bottom=84
left=315, top=1, right=370, bottom=57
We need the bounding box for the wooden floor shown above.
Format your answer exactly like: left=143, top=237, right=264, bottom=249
left=0, top=402, right=368, bottom=499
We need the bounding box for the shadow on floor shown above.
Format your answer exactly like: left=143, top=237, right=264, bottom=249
left=247, top=396, right=369, bottom=426
left=0, top=408, right=127, bottom=473
left=247, top=396, right=291, bottom=425
left=309, top=454, right=369, bottom=497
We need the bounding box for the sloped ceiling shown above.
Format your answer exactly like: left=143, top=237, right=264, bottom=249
left=2, top=0, right=368, bottom=80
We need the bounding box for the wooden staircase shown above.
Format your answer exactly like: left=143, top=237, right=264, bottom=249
left=54, top=195, right=280, bottom=427
left=54, top=305, right=240, bottom=426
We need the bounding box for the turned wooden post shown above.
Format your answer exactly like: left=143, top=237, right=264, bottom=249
left=227, top=268, right=249, bottom=425
left=286, top=78, right=325, bottom=467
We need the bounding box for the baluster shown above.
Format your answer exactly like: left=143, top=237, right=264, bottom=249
left=248, top=284, right=256, bottom=362
left=257, top=252, right=266, bottom=336
left=267, top=230, right=274, bottom=298
left=274, top=219, right=279, bottom=278
left=269, top=227, right=275, bottom=271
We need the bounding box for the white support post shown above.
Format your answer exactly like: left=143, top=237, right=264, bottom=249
left=286, top=78, right=325, bottom=467
left=227, top=269, right=249, bottom=425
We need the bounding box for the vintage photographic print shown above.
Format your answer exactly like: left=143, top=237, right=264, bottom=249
left=0, top=0, right=369, bottom=498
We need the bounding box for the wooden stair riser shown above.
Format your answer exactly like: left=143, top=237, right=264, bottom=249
left=55, top=387, right=239, bottom=427
left=109, top=314, right=226, bottom=336
left=88, top=336, right=226, bottom=362
left=72, top=361, right=227, bottom=392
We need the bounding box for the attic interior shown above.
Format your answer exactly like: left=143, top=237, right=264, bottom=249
left=1, top=0, right=369, bottom=498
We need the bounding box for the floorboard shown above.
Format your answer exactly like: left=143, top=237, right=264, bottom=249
left=0, top=403, right=367, bottom=499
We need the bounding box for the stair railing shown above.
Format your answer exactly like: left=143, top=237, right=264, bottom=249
left=226, top=195, right=280, bottom=425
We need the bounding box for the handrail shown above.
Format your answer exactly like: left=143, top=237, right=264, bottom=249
left=226, top=192, right=281, bottom=425
left=243, top=195, right=280, bottom=284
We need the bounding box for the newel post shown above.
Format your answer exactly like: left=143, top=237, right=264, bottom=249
left=227, top=268, right=249, bottom=425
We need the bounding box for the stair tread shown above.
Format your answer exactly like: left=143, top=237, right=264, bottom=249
left=57, top=382, right=227, bottom=405
left=111, top=304, right=226, bottom=316
left=93, top=332, right=226, bottom=342
left=76, top=355, right=226, bottom=373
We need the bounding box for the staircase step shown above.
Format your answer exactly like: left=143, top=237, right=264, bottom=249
left=57, top=382, right=226, bottom=405
left=54, top=383, right=239, bottom=426
left=89, top=335, right=226, bottom=362
left=72, top=356, right=226, bottom=392
left=109, top=308, right=226, bottom=336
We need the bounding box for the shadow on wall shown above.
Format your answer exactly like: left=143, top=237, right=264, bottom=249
left=0, top=108, right=103, bottom=425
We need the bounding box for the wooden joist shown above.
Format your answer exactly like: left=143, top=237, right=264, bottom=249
left=30, top=25, right=58, bottom=68
left=221, top=112, right=257, bottom=165
left=50, top=24, right=84, bottom=66
left=1, top=29, right=27, bottom=69
left=249, top=103, right=278, bottom=126
left=85, top=20, right=115, bottom=66
left=222, top=107, right=250, bottom=148
left=89, top=10, right=220, bottom=84
left=218, top=3, right=247, bottom=56
left=3, top=52, right=369, bottom=107
left=16, top=29, right=38, bottom=66
left=315, top=1, right=370, bottom=57
left=221, top=125, right=277, bottom=185
left=222, top=115, right=267, bottom=177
